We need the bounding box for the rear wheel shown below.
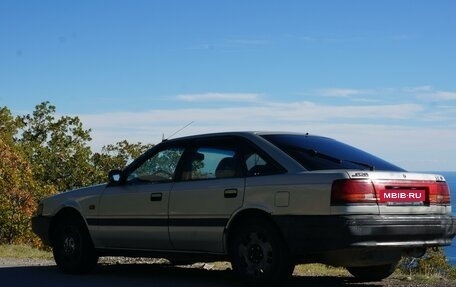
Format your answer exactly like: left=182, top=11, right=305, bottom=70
left=52, top=215, right=98, bottom=274
left=347, top=262, right=397, bottom=281
left=229, top=217, right=294, bottom=286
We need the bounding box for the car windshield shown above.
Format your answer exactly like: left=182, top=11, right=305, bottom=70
left=262, top=134, right=405, bottom=172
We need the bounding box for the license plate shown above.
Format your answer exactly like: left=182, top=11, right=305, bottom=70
left=379, top=190, right=426, bottom=203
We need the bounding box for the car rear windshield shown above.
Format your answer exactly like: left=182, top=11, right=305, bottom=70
left=262, top=134, right=405, bottom=172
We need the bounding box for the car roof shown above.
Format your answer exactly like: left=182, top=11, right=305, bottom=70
left=161, top=131, right=321, bottom=143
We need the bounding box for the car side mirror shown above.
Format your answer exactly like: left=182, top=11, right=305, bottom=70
left=108, top=169, right=122, bottom=184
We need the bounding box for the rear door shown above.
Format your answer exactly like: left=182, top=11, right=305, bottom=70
left=169, top=137, right=245, bottom=253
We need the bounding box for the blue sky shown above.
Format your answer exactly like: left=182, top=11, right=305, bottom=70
left=1, top=0, right=455, bottom=171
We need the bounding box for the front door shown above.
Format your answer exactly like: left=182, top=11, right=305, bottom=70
left=96, top=146, right=184, bottom=250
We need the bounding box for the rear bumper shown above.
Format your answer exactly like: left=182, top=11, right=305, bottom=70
left=273, top=214, right=456, bottom=255
left=31, top=215, right=53, bottom=246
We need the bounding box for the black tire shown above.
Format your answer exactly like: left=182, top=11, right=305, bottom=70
left=229, top=217, right=294, bottom=286
left=347, top=263, right=397, bottom=281
left=52, top=215, right=98, bottom=274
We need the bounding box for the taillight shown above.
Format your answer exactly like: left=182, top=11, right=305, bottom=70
left=428, top=181, right=451, bottom=205
left=331, top=179, right=377, bottom=205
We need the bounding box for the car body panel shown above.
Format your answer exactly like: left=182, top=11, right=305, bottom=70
left=169, top=178, right=245, bottom=252
left=41, top=184, right=105, bottom=219
left=92, top=182, right=174, bottom=250
left=245, top=173, right=345, bottom=216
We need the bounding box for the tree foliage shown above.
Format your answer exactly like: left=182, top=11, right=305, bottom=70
left=0, top=107, right=55, bottom=245
left=0, top=107, right=22, bottom=143
left=18, top=102, right=95, bottom=192
left=1, top=102, right=152, bottom=245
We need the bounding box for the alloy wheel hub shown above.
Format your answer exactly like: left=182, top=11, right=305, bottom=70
left=63, top=236, right=76, bottom=255
left=247, top=244, right=264, bottom=264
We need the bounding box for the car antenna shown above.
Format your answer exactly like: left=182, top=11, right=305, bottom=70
left=163, top=121, right=194, bottom=142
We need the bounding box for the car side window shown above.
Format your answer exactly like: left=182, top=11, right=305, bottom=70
left=181, top=146, right=241, bottom=181
left=127, top=147, right=184, bottom=184
left=245, top=152, right=282, bottom=177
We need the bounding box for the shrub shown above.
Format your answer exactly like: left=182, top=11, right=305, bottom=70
left=400, top=248, right=454, bottom=279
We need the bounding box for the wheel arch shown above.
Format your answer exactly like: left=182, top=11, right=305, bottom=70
left=225, top=208, right=286, bottom=253
left=49, top=207, right=90, bottom=246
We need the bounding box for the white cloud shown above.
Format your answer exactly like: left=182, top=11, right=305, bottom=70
left=176, top=93, right=262, bottom=103
left=316, top=86, right=456, bottom=105
left=403, top=85, right=433, bottom=93
left=79, top=101, right=426, bottom=155
left=432, top=91, right=456, bottom=100
left=404, top=86, right=456, bottom=101
left=80, top=106, right=456, bottom=172
left=316, top=88, right=371, bottom=98
left=259, top=102, right=422, bottom=120
left=80, top=102, right=423, bottom=131
left=185, top=37, right=270, bottom=51
left=226, top=38, right=270, bottom=45
left=76, top=88, right=456, bottom=171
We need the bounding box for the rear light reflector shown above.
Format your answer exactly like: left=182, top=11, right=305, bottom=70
left=331, top=179, right=377, bottom=205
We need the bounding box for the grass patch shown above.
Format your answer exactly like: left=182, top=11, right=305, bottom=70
left=395, top=265, right=456, bottom=282
left=293, top=263, right=349, bottom=277
left=0, top=244, right=52, bottom=260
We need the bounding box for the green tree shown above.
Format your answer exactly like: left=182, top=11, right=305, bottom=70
left=16, top=102, right=155, bottom=189
left=0, top=107, right=22, bottom=143
left=1, top=102, right=155, bottom=244
left=17, top=102, right=95, bottom=192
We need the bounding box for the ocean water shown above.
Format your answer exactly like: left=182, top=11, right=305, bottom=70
left=440, top=171, right=456, bottom=265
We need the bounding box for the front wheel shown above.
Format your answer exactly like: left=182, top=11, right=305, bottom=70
left=52, top=215, right=98, bottom=274
left=347, top=262, right=397, bottom=281
left=229, top=217, right=294, bottom=286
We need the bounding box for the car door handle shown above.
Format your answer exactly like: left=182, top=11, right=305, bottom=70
left=150, top=193, right=163, bottom=201
left=224, top=188, right=238, bottom=198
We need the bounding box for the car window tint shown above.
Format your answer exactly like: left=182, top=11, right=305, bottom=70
left=245, top=152, right=281, bottom=176
left=183, top=147, right=240, bottom=180
left=127, top=147, right=184, bottom=183
left=262, top=134, right=405, bottom=172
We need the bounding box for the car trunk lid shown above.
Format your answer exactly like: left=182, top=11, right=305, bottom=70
left=345, top=171, right=451, bottom=215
